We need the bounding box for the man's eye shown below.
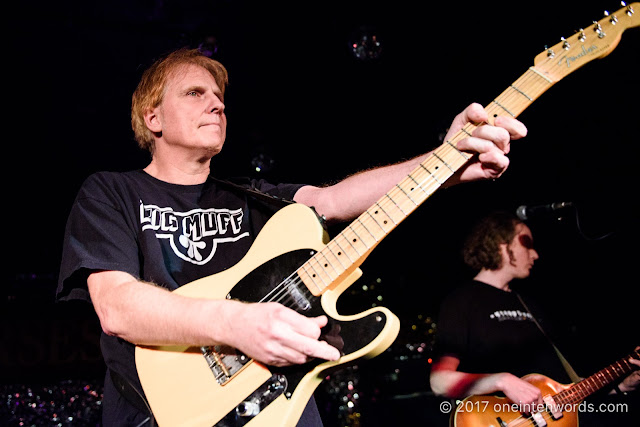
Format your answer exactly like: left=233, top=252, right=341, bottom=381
left=518, top=235, right=534, bottom=249
left=187, top=91, right=198, bottom=96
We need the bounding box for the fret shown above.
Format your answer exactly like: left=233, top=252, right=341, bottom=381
left=356, top=218, right=378, bottom=243
left=491, top=99, right=515, bottom=117
left=323, top=244, right=347, bottom=270
left=317, top=249, right=341, bottom=277
left=579, top=381, right=593, bottom=396
left=338, top=230, right=362, bottom=257
left=408, top=175, right=437, bottom=200
left=327, top=239, right=354, bottom=264
left=445, top=139, right=472, bottom=161
left=365, top=208, right=388, bottom=234
left=510, top=84, right=533, bottom=101
left=306, top=257, right=331, bottom=286
left=419, top=163, right=444, bottom=186
left=431, top=152, right=455, bottom=174
left=298, top=264, right=324, bottom=294
left=394, top=184, right=419, bottom=206
left=602, top=366, right=616, bottom=382
left=518, top=71, right=553, bottom=99
left=385, top=193, right=408, bottom=216
left=614, top=360, right=627, bottom=374
left=374, top=202, right=397, bottom=225
left=443, top=146, right=469, bottom=170
left=593, top=372, right=606, bottom=388
left=425, top=150, right=454, bottom=174
left=407, top=174, right=429, bottom=197
left=528, top=66, right=553, bottom=83
left=346, top=224, right=369, bottom=253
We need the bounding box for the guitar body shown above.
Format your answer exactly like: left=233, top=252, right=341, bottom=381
left=451, top=374, right=576, bottom=427
left=135, top=203, right=401, bottom=426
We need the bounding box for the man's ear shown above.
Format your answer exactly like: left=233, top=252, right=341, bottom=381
left=144, top=107, right=162, bottom=133
left=499, top=242, right=514, bottom=267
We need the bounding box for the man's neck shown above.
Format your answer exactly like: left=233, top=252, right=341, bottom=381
left=474, top=269, right=512, bottom=292
left=144, top=153, right=211, bottom=185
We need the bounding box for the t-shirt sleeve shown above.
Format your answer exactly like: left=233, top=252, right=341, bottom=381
left=56, top=174, right=141, bottom=302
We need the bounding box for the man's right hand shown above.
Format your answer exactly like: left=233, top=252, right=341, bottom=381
left=226, top=301, right=341, bottom=367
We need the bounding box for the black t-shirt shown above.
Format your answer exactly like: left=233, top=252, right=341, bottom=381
left=56, top=170, right=322, bottom=425
left=433, top=280, right=571, bottom=383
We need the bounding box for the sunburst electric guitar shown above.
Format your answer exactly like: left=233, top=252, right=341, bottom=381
left=451, top=348, right=640, bottom=427
left=135, top=4, right=639, bottom=426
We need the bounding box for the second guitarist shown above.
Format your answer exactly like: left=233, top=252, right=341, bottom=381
left=429, top=211, right=640, bottom=426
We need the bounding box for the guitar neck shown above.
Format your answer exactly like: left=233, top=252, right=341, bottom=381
left=297, top=68, right=555, bottom=296
left=296, top=2, right=639, bottom=296
left=554, top=349, right=640, bottom=406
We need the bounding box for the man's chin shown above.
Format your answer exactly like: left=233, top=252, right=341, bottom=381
left=201, top=143, right=223, bottom=159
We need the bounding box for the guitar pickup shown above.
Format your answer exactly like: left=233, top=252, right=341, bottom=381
left=531, top=412, right=547, bottom=427
left=543, top=395, right=563, bottom=420
left=201, top=346, right=251, bottom=385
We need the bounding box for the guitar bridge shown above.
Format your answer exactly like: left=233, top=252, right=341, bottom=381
left=202, top=346, right=250, bottom=385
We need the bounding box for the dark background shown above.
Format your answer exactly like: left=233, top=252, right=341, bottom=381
left=4, top=0, right=639, bottom=425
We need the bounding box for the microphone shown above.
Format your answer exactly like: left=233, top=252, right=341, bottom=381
left=516, top=202, right=573, bottom=220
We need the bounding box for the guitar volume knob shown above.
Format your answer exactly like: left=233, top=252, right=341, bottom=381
left=236, top=401, right=260, bottom=417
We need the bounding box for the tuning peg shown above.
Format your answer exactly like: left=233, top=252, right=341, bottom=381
left=577, top=28, right=586, bottom=42
left=604, top=10, right=619, bottom=24
left=625, top=3, right=635, bottom=16
left=544, top=45, right=555, bottom=58
left=619, top=1, right=636, bottom=16
left=561, top=37, right=571, bottom=50
left=593, top=21, right=606, bottom=38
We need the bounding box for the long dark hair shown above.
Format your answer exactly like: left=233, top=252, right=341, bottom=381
left=462, top=211, right=523, bottom=271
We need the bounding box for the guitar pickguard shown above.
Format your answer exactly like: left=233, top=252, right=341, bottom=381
left=210, top=249, right=388, bottom=424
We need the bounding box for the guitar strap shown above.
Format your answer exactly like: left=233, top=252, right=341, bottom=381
left=208, top=176, right=296, bottom=207
left=515, top=293, right=582, bottom=383
left=110, top=369, right=155, bottom=426
left=209, top=176, right=328, bottom=228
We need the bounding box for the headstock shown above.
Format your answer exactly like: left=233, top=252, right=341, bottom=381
left=533, top=2, right=638, bottom=81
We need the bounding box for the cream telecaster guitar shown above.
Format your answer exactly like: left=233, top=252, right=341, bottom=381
left=136, top=4, right=639, bottom=426
left=451, top=348, right=640, bottom=427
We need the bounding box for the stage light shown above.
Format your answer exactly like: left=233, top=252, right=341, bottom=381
left=349, top=26, right=382, bottom=61
left=250, top=152, right=275, bottom=173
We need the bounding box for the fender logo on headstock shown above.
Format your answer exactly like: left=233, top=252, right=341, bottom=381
left=558, top=44, right=599, bottom=68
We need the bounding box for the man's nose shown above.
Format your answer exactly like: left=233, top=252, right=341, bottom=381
left=208, top=96, right=225, bottom=114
